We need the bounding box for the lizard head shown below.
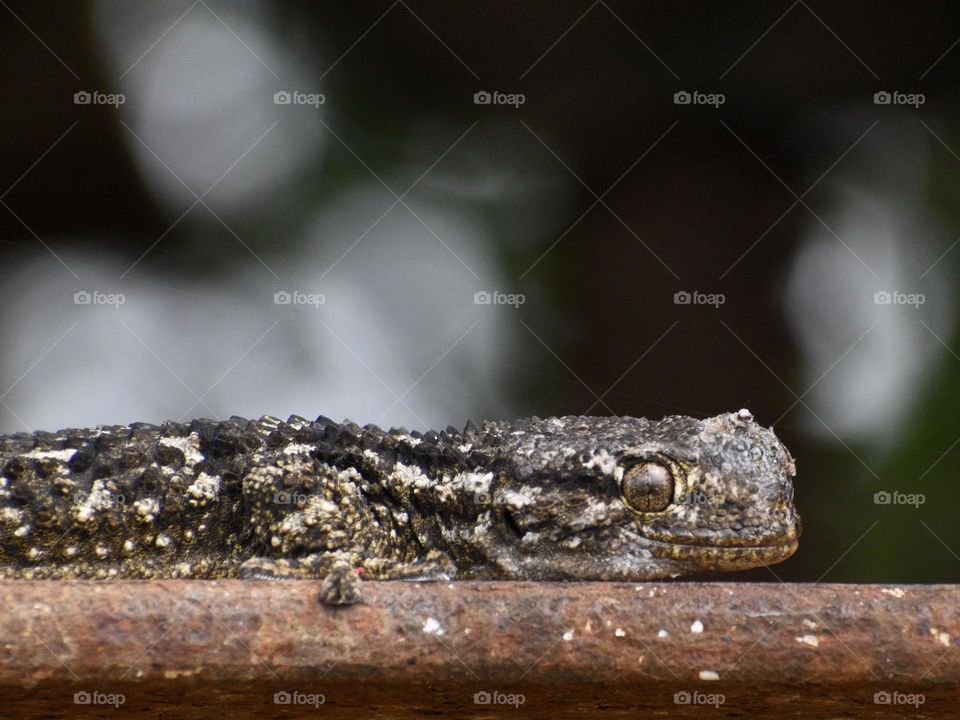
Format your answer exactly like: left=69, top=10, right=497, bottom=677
left=477, top=409, right=800, bottom=580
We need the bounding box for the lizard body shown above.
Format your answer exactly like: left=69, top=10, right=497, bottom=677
left=0, top=410, right=799, bottom=602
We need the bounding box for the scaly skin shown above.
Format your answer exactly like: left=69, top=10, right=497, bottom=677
left=0, top=409, right=799, bottom=602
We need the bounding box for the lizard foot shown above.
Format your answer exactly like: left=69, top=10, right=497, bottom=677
left=238, top=555, right=364, bottom=605
left=319, top=561, right=364, bottom=606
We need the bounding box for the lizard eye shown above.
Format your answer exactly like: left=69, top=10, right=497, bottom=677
left=621, top=460, right=674, bottom=513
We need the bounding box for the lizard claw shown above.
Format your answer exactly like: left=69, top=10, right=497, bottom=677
left=319, top=562, right=363, bottom=606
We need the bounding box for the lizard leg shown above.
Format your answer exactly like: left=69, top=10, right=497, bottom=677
left=320, top=550, right=456, bottom=606
left=238, top=552, right=364, bottom=606
left=241, top=454, right=456, bottom=603
left=238, top=548, right=457, bottom=605
left=238, top=551, right=353, bottom=580
left=360, top=549, right=456, bottom=581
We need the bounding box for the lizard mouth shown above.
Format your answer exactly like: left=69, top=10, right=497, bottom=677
left=636, top=533, right=800, bottom=568
left=636, top=511, right=802, bottom=555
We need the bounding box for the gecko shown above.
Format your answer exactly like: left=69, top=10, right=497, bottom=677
left=0, top=409, right=799, bottom=604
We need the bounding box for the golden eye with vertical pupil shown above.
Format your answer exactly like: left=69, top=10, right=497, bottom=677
left=621, top=461, right=675, bottom=512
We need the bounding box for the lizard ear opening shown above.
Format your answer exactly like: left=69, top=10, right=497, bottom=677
left=620, top=460, right=675, bottom=513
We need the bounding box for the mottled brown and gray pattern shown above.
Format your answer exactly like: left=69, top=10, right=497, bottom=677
left=0, top=410, right=799, bottom=603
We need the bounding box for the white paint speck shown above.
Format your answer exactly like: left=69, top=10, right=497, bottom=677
left=802, top=619, right=817, bottom=630
left=657, top=629, right=669, bottom=638
left=562, top=630, right=574, bottom=642
left=881, top=588, right=905, bottom=598
left=930, top=629, right=951, bottom=647
left=699, top=670, right=720, bottom=681
left=422, top=617, right=444, bottom=636
left=796, top=635, right=819, bottom=647
left=690, top=620, right=704, bottom=634
left=614, top=628, right=626, bottom=638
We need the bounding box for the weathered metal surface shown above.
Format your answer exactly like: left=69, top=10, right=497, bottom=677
left=0, top=581, right=956, bottom=718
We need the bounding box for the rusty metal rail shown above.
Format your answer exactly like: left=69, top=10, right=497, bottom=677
left=0, top=580, right=956, bottom=718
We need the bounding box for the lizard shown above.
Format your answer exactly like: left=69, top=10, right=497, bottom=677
left=0, top=408, right=800, bottom=604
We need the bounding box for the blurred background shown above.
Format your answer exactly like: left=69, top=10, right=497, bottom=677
left=1, top=1, right=959, bottom=583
